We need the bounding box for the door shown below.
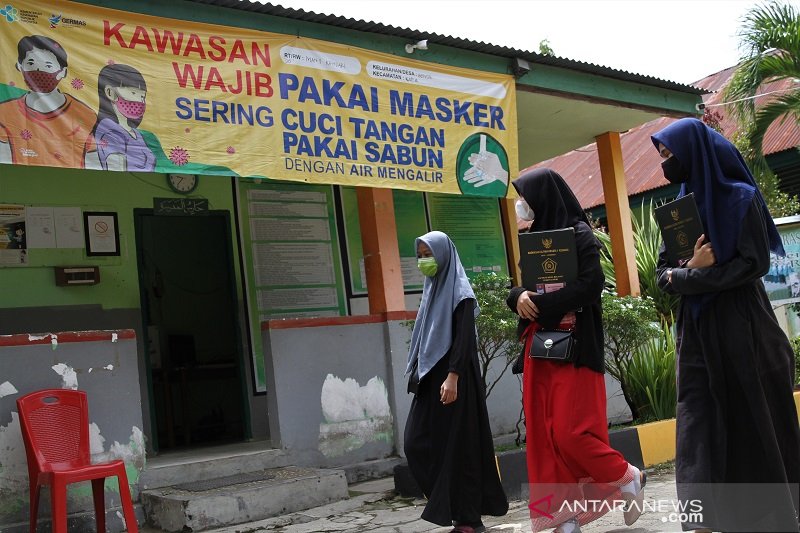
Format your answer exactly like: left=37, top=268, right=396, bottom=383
left=136, top=210, right=249, bottom=451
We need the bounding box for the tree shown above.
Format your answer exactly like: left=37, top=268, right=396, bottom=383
left=725, top=1, right=800, bottom=164
left=470, top=273, right=522, bottom=399
left=732, top=122, right=800, bottom=217
left=538, top=39, right=554, bottom=56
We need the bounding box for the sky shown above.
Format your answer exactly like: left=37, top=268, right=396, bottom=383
left=267, top=0, right=798, bottom=85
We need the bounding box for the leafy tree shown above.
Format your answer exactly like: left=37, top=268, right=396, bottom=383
left=470, top=273, right=522, bottom=399
left=732, top=123, right=800, bottom=217
left=538, top=39, right=554, bottom=56
left=725, top=1, right=800, bottom=165
left=702, top=105, right=798, bottom=216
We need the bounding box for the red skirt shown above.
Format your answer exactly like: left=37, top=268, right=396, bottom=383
left=522, top=323, right=633, bottom=531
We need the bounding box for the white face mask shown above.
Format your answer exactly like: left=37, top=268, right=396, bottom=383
left=515, top=198, right=535, bottom=221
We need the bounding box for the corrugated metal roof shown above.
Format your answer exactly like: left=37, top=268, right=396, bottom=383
left=530, top=64, right=800, bottom=209
left=186, top=0, right=705, bottom=95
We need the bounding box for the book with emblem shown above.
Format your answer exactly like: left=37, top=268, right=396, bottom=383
left=519, top=227, right=578, bottom=294
left=654, top=193, right=705, bottom=267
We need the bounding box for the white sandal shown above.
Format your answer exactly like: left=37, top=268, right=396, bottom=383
left=554, top=517, right=581, bottom=533
left=621, top=466, right=647, bottom=526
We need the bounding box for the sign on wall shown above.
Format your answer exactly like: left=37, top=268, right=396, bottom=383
left=0, top=204, right=27, bottom=265
left=766, top=218, right=800, bottom=307
left=340, top=187, right=428, bottom=294
left=426, top=194, right=509, bottom=279
left=238, top=180, right=347, bottom=392
left=0, top=1, right=518, bottom=197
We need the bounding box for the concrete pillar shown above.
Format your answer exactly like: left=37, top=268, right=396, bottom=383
left=596, top=131, right=640, bottom=297
left=356, top=187, right=406, bottom=313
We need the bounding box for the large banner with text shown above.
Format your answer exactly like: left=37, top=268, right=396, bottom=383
left=0, top=1, right=518, bottom=197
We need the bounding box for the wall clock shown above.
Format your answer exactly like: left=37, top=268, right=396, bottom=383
left=167, top=173, right=198, bottom=194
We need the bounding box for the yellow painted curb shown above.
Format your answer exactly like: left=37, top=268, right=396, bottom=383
left=795, top=391, right=799, bottom=422
left=635, top=418, right=676, bottom=468
left=635, top=391, right=799, bottom=468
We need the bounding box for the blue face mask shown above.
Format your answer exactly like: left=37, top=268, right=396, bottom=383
left=417, top=257, right=438, bottom=277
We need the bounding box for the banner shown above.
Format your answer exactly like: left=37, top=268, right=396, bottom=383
left=766, top=218, right=800, bottom=307
left=0, top=1, right=518, bottom=197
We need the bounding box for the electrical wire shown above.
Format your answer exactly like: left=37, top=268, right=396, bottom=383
left=703, top=84, right=800, bottom=109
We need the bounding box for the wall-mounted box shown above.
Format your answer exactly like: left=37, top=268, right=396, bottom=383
left=54, top=266, right=100, bottom=286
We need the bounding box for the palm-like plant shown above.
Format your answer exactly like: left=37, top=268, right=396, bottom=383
left=725, top=1, right=800, bottom=163
left=594, top=202, right=680, bottom=324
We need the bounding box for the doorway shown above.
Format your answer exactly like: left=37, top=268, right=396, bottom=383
left=136, top=210, right=249, bottom=451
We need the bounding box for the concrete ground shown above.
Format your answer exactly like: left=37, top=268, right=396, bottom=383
left=140, top=462, right=685, bottom=533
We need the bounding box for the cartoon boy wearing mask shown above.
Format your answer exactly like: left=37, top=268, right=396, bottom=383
left=0, top=35, right=96, bottom=167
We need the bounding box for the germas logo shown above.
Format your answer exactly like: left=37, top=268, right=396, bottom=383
left=49, top=13, right=86, bottom=28
left=1, top=4, right=19, bottom=22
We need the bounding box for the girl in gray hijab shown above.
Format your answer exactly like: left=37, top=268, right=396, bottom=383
left=404, top=231, right=508, bottom=533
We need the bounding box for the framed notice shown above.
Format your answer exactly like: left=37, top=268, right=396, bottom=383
left=83, top=212, right=120, bottom=256
left=237, top=180, right=347, bottom=392
left=340, top=187, right=428, bottom=295
left=426, top=194, right=509, bottom=279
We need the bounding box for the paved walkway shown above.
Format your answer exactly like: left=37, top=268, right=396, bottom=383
left=143, top=463, right=685, bottom=533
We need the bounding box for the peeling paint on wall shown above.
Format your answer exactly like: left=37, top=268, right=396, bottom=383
left=319, top=375, right=393, bottom=457
left=1, top=332, right=144, bottom=528
left=51, top=363, right=78, bottom=389
left=89, top=422, right=106, bottom=455
left=0, top=412, right=30, bottom=516
left=107, top=427, right=146, bottom=475
left=0, top=382, right=17, bottom=399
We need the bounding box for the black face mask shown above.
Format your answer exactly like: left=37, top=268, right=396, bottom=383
left=661, top=156, right=688, bottom=184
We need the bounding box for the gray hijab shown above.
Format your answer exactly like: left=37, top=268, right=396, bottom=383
left=405, top=231, right=478, bottom=380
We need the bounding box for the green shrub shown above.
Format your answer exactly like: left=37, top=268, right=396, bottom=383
left=791, top=336, right=800, bottom=387
left=595, top=201, right=680, bottom=324
left=470, top=272, right=522, bottom=398
left=625, top=319, right=677, bottom=422
left=601, top=290, right=660, bottom=421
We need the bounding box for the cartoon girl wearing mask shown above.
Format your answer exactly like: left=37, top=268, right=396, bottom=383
left=91, top=64, right=155, bottom=172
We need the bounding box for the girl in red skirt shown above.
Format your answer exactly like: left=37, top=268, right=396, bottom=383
left=507, top=168, right=646, bottom=533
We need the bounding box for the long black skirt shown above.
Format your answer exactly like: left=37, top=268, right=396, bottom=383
left=404, top=354, right=508, bottom=526
left=676, top=281, right=800, bottom=532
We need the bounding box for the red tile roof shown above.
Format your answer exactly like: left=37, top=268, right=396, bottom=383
left=529, top=64, right=800, bottom=209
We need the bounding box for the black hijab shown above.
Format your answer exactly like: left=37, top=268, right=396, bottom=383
left=512, top=167, right=590, bottom=231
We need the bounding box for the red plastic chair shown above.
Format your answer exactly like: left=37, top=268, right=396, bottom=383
left=16, top=389, right=138, bottom=533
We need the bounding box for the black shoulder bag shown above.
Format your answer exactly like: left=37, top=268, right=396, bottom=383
left=512, top=325, right=576, bottom=374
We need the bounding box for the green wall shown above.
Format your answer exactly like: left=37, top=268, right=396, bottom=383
left=0, top=164, right=241, bottom=310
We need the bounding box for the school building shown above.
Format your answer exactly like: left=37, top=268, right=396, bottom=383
left=0, top=1, right=703, bottom=531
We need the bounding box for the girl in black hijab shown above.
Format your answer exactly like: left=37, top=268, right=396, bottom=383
left=507, top=168, right=645, bottom=532
left=654, top=118, right=800, bottom=532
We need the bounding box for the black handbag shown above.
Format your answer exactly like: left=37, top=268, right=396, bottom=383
left=530, top=328, right=576, bottom=362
